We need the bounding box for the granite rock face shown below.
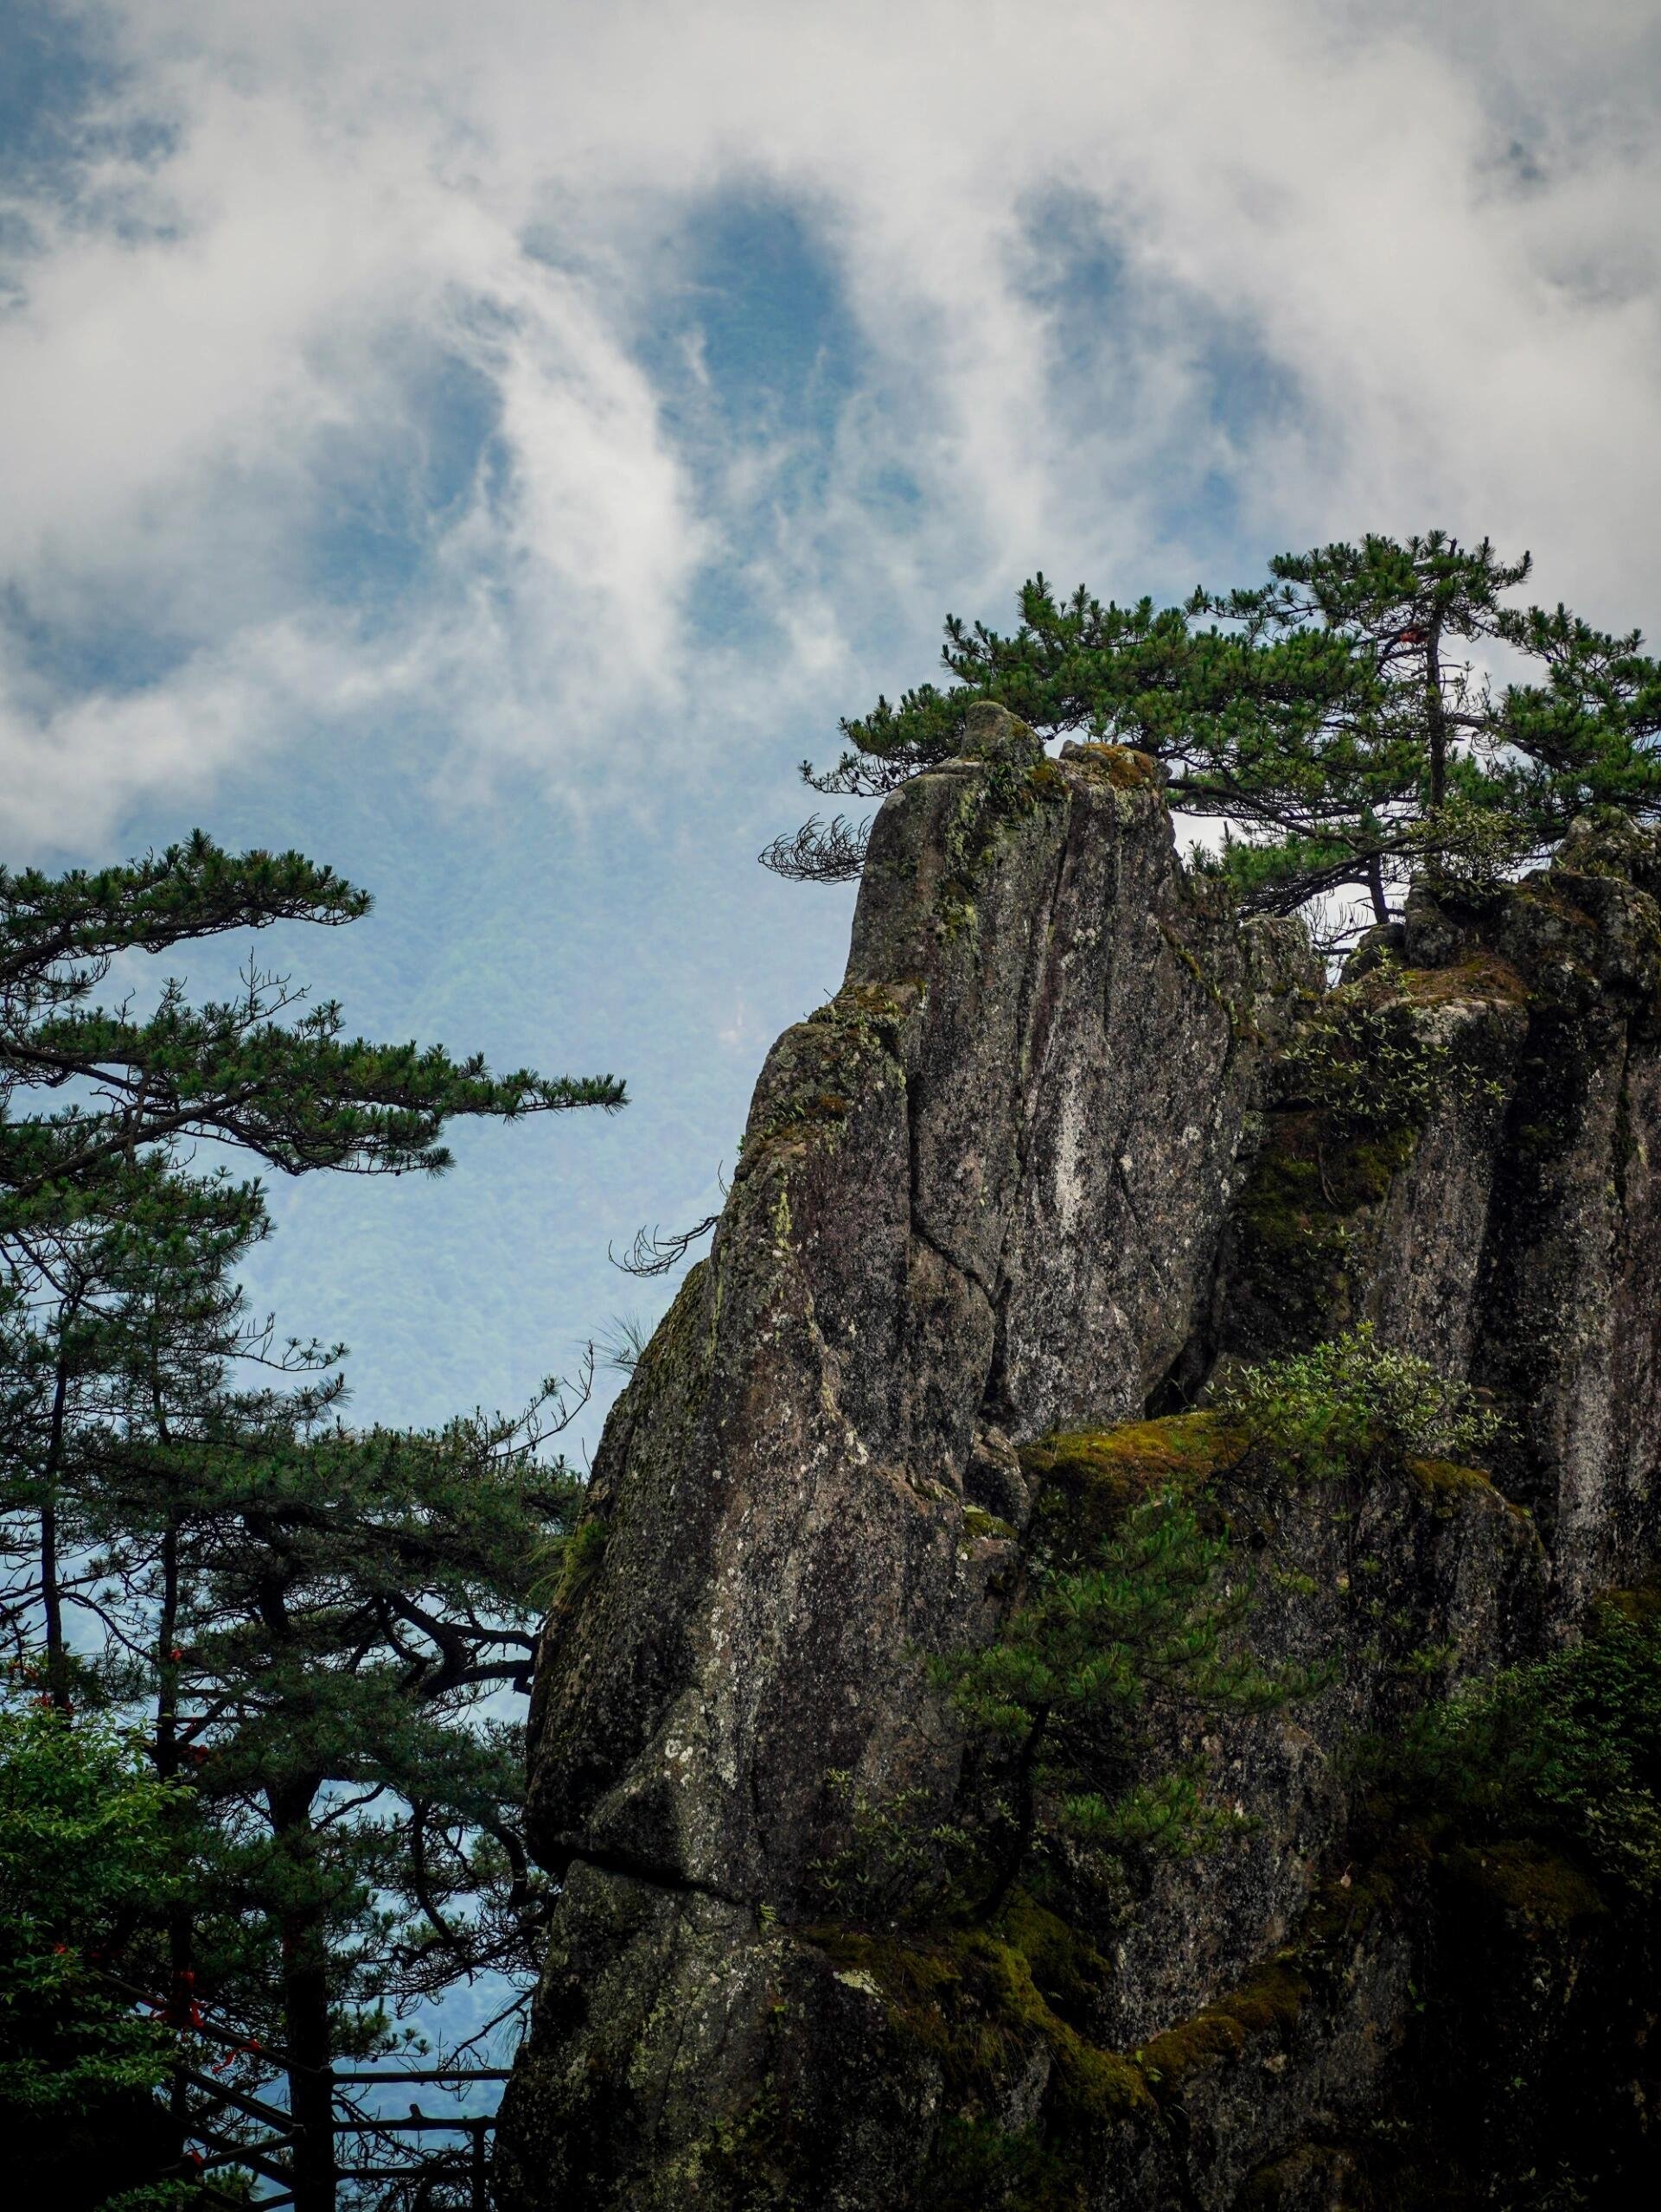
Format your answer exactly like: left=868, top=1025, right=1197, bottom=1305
left=1216, top=810, right=1661, bottom=1610
left=519, top=717, right=1312, bottom=1914
left=496, top=727, right=1661, bottom=2211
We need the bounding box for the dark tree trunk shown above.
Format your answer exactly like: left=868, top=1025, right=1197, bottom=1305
left=40, top=1347, right=70, bottom=1709
left=1366, top=849, right=1389, bottom=925
left=270, top=1781, right=336, bottom=2212
left=978, top=1705, right=1050, bottom=1924
left=1425, top=617, right=1447, bottom=817
left=154, top=1510, right=194, bottom=2171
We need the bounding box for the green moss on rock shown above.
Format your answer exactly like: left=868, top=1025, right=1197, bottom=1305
left=1019, top=1414, right=1241, bottom=1565
left=1137, top=1954, right=1310, bottom=2089
left=961, top=1504, right=1018, bottom=1544
left=925, top=728, right=1095, bottom=940
left=1396, top=953, right=1530, bottom=1008
left=1062, top=743, right=1160, bottom=792
left=1236, top=2143, right=1367, bottom=2210
left=744, top=984, right=911, bottom=1156
left=1227, top=1109, right=1420, bottom=1358
left=1407, top=1457, right=1504, bottom=1517
left=804, top=1917, right=1153, bottom=2160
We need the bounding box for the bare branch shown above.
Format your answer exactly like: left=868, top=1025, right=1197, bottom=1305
left=609, top=1214, right=721, bottom=1279
left=758, top=813, right=871, bottom=884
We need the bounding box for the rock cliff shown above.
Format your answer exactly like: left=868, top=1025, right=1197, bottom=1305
left=496, top=711, right=1661, bottom=2210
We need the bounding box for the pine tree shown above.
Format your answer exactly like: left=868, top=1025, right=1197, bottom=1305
left=0, top=830, right=623, bottom=2207
left=0, top=827, right=621, bottom=1707
left=125, top=1392, right=580, bottom=2209
left=2, top=1123, right=589, bottom=2209
left=936, top=1492, right=1300, bottom=1923
left=0, top=1699, right=190, bottom=2208
left=768, top=532, right=1661, bottom=944
left=0, top=828, right=624, bottom=1231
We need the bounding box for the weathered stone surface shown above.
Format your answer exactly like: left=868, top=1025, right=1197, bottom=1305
left=521, top=724, right=1311, bottom=1909
left=500, top=723, right=1311, bottom=2203
left=1219, top=817, right=1661, bottom=1608
left=498, top=762, right=1661, bottom=2211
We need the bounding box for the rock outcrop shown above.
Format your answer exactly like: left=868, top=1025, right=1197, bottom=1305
left=496, top=714, right=1661, bottom=2210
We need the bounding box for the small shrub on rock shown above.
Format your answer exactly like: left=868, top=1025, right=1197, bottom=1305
left=1217, top=1323, right=1503, bottom=1484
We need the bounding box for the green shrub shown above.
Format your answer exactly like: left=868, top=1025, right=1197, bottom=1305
left=1378, top=1595, right=1661, bottom=1905
left=1217, top=1324, right=1503, bottom=1483
left=1280, top=996, right=1448, bottom=1134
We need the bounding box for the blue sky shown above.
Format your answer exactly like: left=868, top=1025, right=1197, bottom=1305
left=3, top=0, right=1660, bottom=1457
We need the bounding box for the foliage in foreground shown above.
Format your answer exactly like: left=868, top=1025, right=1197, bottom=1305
left=0, top=1699, right=183, bottom=2116
left=0, top=1699, right=199, bottom=2209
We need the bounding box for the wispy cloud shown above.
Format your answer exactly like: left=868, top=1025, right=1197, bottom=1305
left=3, top=0, right=1658, bottom=852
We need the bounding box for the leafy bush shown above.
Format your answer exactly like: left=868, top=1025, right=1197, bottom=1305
left=1217, top=1324, right=1503, bottom=1483
left=807, top=1775, right=983, bottom=1925
left=1279, top=997, right=1449, bottom=1135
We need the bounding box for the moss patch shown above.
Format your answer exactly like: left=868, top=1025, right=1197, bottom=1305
left=1227, top=1109, right=1420, bottom=1358
left=804, top=1917, right=1153, bottom=2163
left=1442, top=1839, right=1607, bottom=1927
left=1407, top=1457, right=1492, bottom=1499
left=1511, top=883, right=1599, bottom=936
left=1063, top=743, right=1160, bottom=791
left=961, top=1504, right=1018, bottom=1544
left=1019, top=1414, right=1242, bottom=1565
left=1137, top=1954, right=1310, bottom=2089
left=664, top=2086, right=800, bottom=2210
left=1403, top=1457, right=1518, bottom=1529
left=744, top=983, right=910, bottom=1156
left=1396, top=953, right=1529, bottom=1008
left=1157, top=918, right=1255, bottom=1042
left=1598, top=1573, right=1661, bottom=1629
left=934, top=743, right=1069, bottom=937
left=1236, top=2144, right=1366, bottom=2210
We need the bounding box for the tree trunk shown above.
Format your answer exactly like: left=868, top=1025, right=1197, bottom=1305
left=1425, top=618, right=1447, bottom=817
left=1366, top=850, right=1389, bottom=926
left=154, top=1509, right=195, bottom=2176
left=155, top=1516, right=181, bottom=1781
left=978, top=1705, right=1050, bottom=1924
left=40, top=1347, right=70, bottom=1709
left=270, top=1782, right=336, bottom=2212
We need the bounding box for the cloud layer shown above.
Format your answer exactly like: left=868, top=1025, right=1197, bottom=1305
left=3, top=0, right=1659, bottom=851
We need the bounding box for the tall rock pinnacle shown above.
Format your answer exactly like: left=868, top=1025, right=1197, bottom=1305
left=497, top=723, right=1661, bottom=2209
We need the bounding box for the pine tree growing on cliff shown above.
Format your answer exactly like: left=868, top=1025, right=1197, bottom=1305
left=936, top=1490, right=1303, bottom=1923
left=765, top=532, right=1661, bottom=944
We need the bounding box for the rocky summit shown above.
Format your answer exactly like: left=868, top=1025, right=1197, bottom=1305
left=495, top=706, right=1661, bottom=2210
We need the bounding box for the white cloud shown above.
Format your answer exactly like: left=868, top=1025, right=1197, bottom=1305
left=2, top=0, right=1658, bottom=851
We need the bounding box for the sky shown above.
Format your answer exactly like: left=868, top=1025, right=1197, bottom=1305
left=3, top=0, right=1661, bottom=1456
